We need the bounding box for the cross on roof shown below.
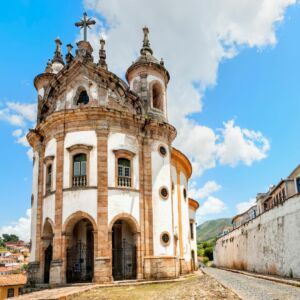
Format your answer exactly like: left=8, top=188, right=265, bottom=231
left=75, top=12, right=96, bottom=42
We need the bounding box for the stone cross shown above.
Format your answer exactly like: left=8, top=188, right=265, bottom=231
left=75, top=12, right=96, bottom=42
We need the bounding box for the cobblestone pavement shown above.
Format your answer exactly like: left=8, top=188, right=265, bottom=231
left=72, top=272, right=240, bottom=300
left=204, top=267, right=300, bottom=300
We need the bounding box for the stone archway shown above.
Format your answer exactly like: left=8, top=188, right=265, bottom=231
left=42, top=218, right=54, bottom=284
left=109, top=214, right=140, bottom=281
left=63, top=213, right=97, bottom=283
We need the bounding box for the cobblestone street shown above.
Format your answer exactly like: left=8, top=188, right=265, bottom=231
left=204, top=267, right=300, bottom=300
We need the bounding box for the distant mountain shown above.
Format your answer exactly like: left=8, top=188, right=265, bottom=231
left=197, top=218, right=232, bottom=242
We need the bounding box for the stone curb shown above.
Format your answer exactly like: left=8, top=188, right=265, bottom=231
left=217, top=267, right=300, bottom=288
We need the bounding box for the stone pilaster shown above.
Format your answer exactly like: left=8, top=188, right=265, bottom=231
left=176, top=169, right=184, bottom=260
left=35, top=141, right=45, bottom=283
left=142, top=138, right=154, bottom=256
left=94, top=124, right=111, bottom=283
left=50, top=133, right=65, bottom=284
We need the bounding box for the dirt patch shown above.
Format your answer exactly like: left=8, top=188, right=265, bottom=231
left=71, top=272, right=241, bottom=300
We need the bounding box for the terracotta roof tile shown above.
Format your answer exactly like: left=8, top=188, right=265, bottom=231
left=0, top=274, right=27, bottom=286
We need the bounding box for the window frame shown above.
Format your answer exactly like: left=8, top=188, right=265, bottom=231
left=7, top=288, right=14, bottom=298
left=67, top=144, right=93, bottom=188
left=190, top=220, right=194, bottom=240
left=43, top=155, right=55, bottom=195
left=113, top=149, right=135, bottom=189
left=74, top=87, right=90, bottom=106
left=160, top=231, right=171, bottom=247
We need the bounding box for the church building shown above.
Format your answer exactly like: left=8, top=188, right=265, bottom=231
left=27, top=13, right=199, bottom=284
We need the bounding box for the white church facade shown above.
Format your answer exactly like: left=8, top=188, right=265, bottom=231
left=27, top=14, right=199, bottom=284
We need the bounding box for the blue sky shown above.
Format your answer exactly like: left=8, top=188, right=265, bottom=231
left=0, top=1, right=299, bottom=239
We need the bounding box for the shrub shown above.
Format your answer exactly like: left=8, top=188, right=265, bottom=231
left=204, top=247, right=214, bottom=261
left=202, top=257, right=209, bottom=265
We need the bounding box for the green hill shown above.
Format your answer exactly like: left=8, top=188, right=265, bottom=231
left=197, top=218, right=232, bottom=242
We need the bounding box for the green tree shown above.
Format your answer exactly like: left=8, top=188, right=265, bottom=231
left=2, top=234, right=19, bottom=243
left=0, top=237, right=4, bottom=247
left=204, top=247, right=214, bottom=261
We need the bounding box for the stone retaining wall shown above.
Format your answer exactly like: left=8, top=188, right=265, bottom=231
left=214, top=194, right=300, bottom=278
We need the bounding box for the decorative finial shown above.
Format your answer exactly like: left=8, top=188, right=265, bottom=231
left=98, top=38, right=107, bottom=69
left=75, top=12, right=96, bottom=42
left=45, top=59, right=53, bottom=73
left=65, top=43, right=74, bottom=64
left=160, top=58, right=164, bottom=66
left=140, top=26, right=153, bottom=55
left=52, top=37, right=64, bottom=65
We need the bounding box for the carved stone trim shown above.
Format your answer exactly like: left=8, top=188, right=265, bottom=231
left=108, top=186, right=140, bottom=193
left=63, top=186, right=97, bottom=192
left=43, top=155, right=55, bottom=164
left=112, top=149, right=136, bottom=158
left=66, top=144, right=93, bottom=152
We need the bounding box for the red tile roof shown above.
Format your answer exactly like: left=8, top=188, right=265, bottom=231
left=0, top=274, right=27, bottom=286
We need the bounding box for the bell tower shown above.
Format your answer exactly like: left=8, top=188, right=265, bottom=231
left=126, top=27, right=170, bottom=121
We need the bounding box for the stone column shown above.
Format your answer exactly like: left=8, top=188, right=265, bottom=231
left=50, top=133, right=65, bottom=284
left=94, top=124, right=111, bottom=283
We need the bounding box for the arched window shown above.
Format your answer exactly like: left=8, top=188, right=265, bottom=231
left=73, top=153, right=87, bottom=187
left=152, top=83, right=163, bottom=111
left=118, top=158, right=131, bottom=187
left=76, top=90, right=89, bottom=105
left=46, top=164, right=52, bottom=193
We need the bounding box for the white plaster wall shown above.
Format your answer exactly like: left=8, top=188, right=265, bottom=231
left=107, top=132, right=139, bottom=189
left=38, top=87, right=44, bottom=98
left=171, top=165, right=180, bottom=256
left=42, top=194, right=55, bottom=226
left=108, top=190, right=140, bottom=225
left=56, top=77, right=107, bottom=111
left=151, top=141, right=174, bottom=256
left=189, top=209, right=197, bottom=259
left=63, top=131, right=97, bottom=188
left=214, top=195, right=300, bottom=278
left=30, top=151, right=39, bottom=262
left=44, top=138, right=57, bottom=193
left=189, top=208, right=196, bottom=221
left=180, top=172, right=191, bottom=261
left=62, top=189, right=97, bottom=225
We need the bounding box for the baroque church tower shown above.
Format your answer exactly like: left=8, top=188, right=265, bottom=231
left=27, top=13, right=199, bottom=284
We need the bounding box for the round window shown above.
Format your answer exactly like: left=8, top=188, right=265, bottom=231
left=159, top=145, right=167, bottom=157
left=160, top=187, right=169, bottom=199
left=161, top=232, right=170, bottom=246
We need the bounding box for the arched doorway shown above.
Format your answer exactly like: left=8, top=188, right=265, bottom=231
left=191, top=250, right=196, bottom=271
left=66, top=218, right=94, bottom=283
left=42, top=219, right=54, bottom=284
left=112, top=220, right=137, bottom=280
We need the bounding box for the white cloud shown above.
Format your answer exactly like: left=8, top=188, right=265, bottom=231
left=0, top=101, right=36, bottom=159
left=0, top=102, right=36, bottom=127
left=6, top=102, right=36, bottom=123
left=12, top=129, right=22, bottom=137
left=198, top=196, right=227, bottom=217
left=236, top=198, right=256, bottom=214
left=217, top=120, right=270, bottom=167
left=0, top=209, right=31, bottom=242
left=189, top=180, right=221, bottom=199
left=83, top=0, right=295, bottom=176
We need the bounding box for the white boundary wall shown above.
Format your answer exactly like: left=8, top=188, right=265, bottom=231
left=214, top=195, right=300, bottom=278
